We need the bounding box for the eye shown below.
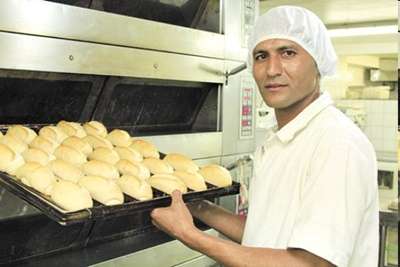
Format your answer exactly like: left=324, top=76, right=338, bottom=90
left=281, top=50, right=297, bottom=58
left=254, top=52, right=267, bottom=61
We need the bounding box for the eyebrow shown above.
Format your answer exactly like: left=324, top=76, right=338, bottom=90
left=253, top=45, right=298, bottom=56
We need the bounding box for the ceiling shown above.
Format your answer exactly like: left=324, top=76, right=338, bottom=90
left=259, top=0, right=397, bottom=26
left=258, top=0, right=398, bottom=58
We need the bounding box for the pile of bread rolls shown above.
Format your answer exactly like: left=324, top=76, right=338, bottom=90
left=0, top=121, right=232, bottom=212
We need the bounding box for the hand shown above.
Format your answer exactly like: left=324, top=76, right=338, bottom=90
left=150, top=190, right=198, bottom=244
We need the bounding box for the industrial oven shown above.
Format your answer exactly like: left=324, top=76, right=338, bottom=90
left=0, top=0, right=259, bottom=266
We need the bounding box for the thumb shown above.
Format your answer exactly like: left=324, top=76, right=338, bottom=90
left=171, top=189, right=183, bottom=205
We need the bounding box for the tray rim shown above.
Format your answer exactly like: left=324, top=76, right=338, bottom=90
left=0, top=171, right=240, bottom=226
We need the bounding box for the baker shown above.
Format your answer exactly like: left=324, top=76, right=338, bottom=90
left=151, top=6, right=379, bottom=267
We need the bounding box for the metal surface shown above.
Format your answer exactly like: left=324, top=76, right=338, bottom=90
left=0, top=185, right=39, bottom=220
left=223, top=0, right=258, bottom=61
left=91, top=229, right=218, bottom=267
left=0, top=0, right=225, bottom=59
left=221, top=66, right=256, bottom=156
left=0, top=170, right=240, bottom=226
left=226, top=63, right=247, bottom=78
left=0, top=32, right=225, bottom=83
left=220, top=153, right=253, bottom=214
left=145, top=132, right=223, bottom=159
left=370, top=69, right=397, bottom=82
left=0, top=0, right=258, bottom=265
left=379, top=211, right=399, bottom=267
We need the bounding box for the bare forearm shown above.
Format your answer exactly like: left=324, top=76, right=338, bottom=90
left=183, top=229, right=334, bottom=267
left=189, top=200, right=246, bottom=243
left=151, top=191, right=334, bottom=267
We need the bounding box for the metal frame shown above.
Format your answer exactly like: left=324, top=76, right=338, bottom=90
left=0, top=1, right=259, bottom=266
left=0, top=0, right=225, bottom=59
left=0, top=31, right=225, bottom=83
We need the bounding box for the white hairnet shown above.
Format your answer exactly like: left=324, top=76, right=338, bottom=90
left=247, top=5, right=337, bottom=77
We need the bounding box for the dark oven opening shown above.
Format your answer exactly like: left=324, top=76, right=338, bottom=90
left=94, top=77, right=219, bottom=136
left=0, top=69, right=105, bottom=129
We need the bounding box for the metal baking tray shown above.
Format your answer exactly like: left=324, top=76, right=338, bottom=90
left=0, top=171, right=240, bottom=226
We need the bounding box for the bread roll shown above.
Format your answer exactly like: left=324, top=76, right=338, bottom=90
left=116, top=159, right=150, bottom=180
left=114, top=146, right=143, bottom=162
left=0, top=144, right=17, bottom=172
left=79, top=175, right=123, bottom=205
left=83, top=121, right=107, bottom=138
left=56, top=120, right=78, bottom=137
left=164, top=153, right=199, bottom=173
left=148, top=174, right=187, bottom=194
left=51, top=180, right=93, bottom=211
left=82, top=160, right=119, bottom=180
left=62, top=136, right=92, bottom=156
left=142, top=158, right=173, bottom=175
left=83, top=134, right=113, bottom=149
left=173, top=171, right=207, bottom=191
left=57, top=121, right=87, bottom=138
left=30, top=136, right=58, bottom=155
left=5, top=152, right=24, bottom=176
left=69, top=122, right=86, bottom=138
left=21, top=166, right=56, bottom=195
left=117, top=175, right=153, bottom=201
left=54, top=145, right=87, bottom=167
left=198, top=164, right=232, bottom=187
left=0, top=135, right=28, bottom=154
left=15, top=162, right=42, bottom=180
left=39, top=126, right=68, bottom=143
left=88, top=147, right=120, bottom=165
left=0, top=143, right=25, bottom=175
left=106, top=129, right=131, bottom=147
left=130, top=139, right=159, bottom=159
left=49, top=159, right=83, bottom=183
left=22, top=148, right=54, bottom=166
left=6, top=125, right=37, bottom=144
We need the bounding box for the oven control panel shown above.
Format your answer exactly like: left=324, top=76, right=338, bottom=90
left=239, top=76, right=255, bottom=139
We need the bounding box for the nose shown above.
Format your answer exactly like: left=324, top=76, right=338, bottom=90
left=265, top=54, right=283, bottom=77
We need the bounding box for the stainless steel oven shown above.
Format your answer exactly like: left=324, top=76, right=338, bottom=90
left=0, top=0, right=259, bottom=266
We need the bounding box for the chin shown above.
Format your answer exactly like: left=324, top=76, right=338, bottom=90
left=263, top=98, right=290, bottom=109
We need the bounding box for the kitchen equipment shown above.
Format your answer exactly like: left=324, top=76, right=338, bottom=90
left=0, top=0, right=259, bottom=265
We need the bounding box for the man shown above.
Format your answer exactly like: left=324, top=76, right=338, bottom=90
left=151, top=6, right=379, bottom=267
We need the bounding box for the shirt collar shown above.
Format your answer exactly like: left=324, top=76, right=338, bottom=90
left=266, top=92, right=333, bottom=144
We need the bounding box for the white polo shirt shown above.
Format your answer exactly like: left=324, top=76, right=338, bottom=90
left=241, top=93, right=379, bottom=267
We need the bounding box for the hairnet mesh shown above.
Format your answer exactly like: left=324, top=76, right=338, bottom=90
left=247, top=6, right=337, bottom=77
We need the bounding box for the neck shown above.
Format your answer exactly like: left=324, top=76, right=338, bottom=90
left=275, top=89, right=320, bottom=129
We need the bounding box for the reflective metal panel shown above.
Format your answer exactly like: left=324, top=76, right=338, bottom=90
left=142, top=132, right=223, bottom=160
left=91, top=229, right=218, bottom=267
left=0, top=32, right=225, bottom=83
left=222, top=63, right=256, bottom=156
left=0, top=0, right=224, bottom=59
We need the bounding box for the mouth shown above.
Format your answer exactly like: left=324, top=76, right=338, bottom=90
left=264, top=83, right=288, bottom=91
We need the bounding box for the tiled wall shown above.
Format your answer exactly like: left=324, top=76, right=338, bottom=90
left=336, top=99, right=397, bottom=153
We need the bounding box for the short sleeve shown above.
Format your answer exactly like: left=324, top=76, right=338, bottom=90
left=287, top=136, right=376, bottom=267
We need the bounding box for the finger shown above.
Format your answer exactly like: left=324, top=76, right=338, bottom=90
left=171, top=189, right=183, bottom=205
left=151, top=219, right=160, bottom=229
left=150, top=207, right=163, bottom=219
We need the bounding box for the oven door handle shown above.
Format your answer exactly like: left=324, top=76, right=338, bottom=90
left=225, top=63, right=247, bottom=85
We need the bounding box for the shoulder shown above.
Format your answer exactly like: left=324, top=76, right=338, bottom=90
left=310, top=106, right=375, bottom=157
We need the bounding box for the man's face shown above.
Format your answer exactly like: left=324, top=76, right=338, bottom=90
left=252, top=39, right=319, bottom=110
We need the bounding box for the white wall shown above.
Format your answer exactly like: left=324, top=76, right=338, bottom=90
left=336, top=99, right=397, bottom=153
